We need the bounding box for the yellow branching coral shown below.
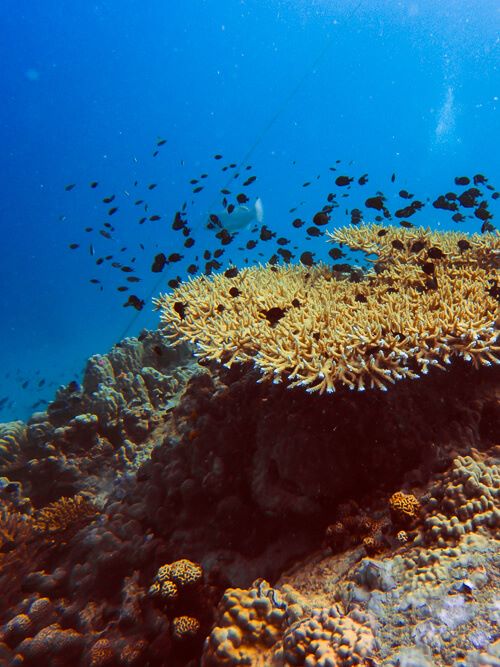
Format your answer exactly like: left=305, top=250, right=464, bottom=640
left=33, top=495, right=99, bottom=542
left=154, top=224, right=499, bottom=394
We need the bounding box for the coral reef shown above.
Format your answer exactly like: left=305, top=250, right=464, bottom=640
left=155, top=224, right=499, bottom=394
left=0, top=240, right=498, bottom=667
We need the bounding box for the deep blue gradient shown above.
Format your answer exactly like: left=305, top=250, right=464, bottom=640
left=0, top=0, right=498, bottom=420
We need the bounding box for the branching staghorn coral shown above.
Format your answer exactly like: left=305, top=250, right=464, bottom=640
left=154, top=224, right=499, bottom=394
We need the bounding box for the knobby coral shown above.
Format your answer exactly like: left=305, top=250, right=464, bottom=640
left=154, top=224, right=499, bottom=394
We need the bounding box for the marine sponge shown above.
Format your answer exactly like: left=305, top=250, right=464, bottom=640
left=149, top=559, right=203, bottom=601
left=33, top=495, right=99, bottom=542
left=155, top=224, right=499, bottom=394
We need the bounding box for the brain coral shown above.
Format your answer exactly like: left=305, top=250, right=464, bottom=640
left=154, top=224, right=499, bottom=394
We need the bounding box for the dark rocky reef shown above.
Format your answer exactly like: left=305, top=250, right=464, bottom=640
left=0, top=329, right=498, bottom=666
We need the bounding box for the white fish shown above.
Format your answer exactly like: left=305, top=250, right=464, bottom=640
left=209, top=198, right=263, bottom=232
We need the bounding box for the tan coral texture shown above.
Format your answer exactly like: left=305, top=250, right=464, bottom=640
left=154, top=224, right=499, bottom=394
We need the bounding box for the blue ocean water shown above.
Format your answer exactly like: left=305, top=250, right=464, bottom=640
left=0, top=0, right=498, bottom=421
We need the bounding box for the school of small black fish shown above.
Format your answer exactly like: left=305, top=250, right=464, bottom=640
left=6, top=137, right=497, bottom=415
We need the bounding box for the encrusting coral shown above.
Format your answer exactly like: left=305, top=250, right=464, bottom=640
left=154, top=224, right=499, bottom=394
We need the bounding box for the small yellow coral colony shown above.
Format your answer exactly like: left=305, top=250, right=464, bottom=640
left=154, top=224, right=499, bottom=394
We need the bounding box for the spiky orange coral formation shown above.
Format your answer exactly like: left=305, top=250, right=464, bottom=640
left=154, top=224, right=499, bottom=394
left=33, top=495, right=99, bottom=542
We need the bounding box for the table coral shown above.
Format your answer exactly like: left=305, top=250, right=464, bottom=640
left=155, top=224, right=499, bottom=394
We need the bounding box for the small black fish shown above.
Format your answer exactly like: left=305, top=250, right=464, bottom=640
left=221, top=188, right=231, bottom=195
left=313, top=211, right=329, bottom=226
left=149, top=215, right=161, bottom=221
left=65, top=183, right=76, bottom=191
left=157, top=138, right=167, bottom=146
left=168, top=252, right=183, bottom=263
left=214, top=154, right=223, bottom=160
left=187, top=264, right=198, bottom=274
left=277, top=237, right=290, bottom=246
left=227, top=204, right=235, bottom=214
left=224, top=267, right=239, bottom=278
left=213, top=248, right=224, bottom=258
left=410, top=241, right=426, bottom=253
left=292, top=218, right=305, bottom=228
left=236, top=193, right=249, bottom=204
left=243, top=175, right=257, bottom=186
left=127, top=276, right=141, bottom=283
left=100, top=230, right=112, bottom=239
left=85, top=227, right=93, bottom=232
left=300, top=251, right=315, bottom=267
left=124, top=295, right=145, bottom=311
left=184, top=237, right=195, bottom=248
left=103, top=195, right=115, bottom=204
left=335, top=176, right=352, bottom=186
left=261, top=306, right=286, bottom=326
left=391, top=239, right=405, bottom=250
left=355, top=293, right=368, bottom=303
left=427, top=247, right=444, bottom=260
left=454, top=176, right=470, bottom=186
left=193, top=186, right=204, bottom=193
left=306, top=226, right=322, bottom=237
left=90, top=278, right=101, bottom=284
left=399, top=190, right=413, bottom=199
left=168, top=278, right=181, bottom=289
left=229, top=287, right=241, bottom=297
left=457, top=239, right=471, bottom=252
left=400, top=221, right=414, bottom=228
left=391, top=173, right=396, bottom=183
left=246, top=240, right=257, bottom=250
left=121, top=266, right=133, bottom=273
left=108, top=206, right=118, bottom=216
left=117, top=286, right=129, bottom=292
left=358, top=174, right=368, bottom=185
left=328, top=248, right=344, bottom=260
left=90, top=181, right=98, bottom=188
left=69, top=243, right=79, bottom=249
left=172, top=212, right=185, bottom=230
left=173, top=301, right=187, bottom=319
left=365, top=195, right=386, bottom=211
left=421, top=262, right=435, bottom=275
left=278, top=248, right=293, bottom=262
left=260, top=225, right=275, bottom=241
left=152, top=253, right=167, bottom=272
